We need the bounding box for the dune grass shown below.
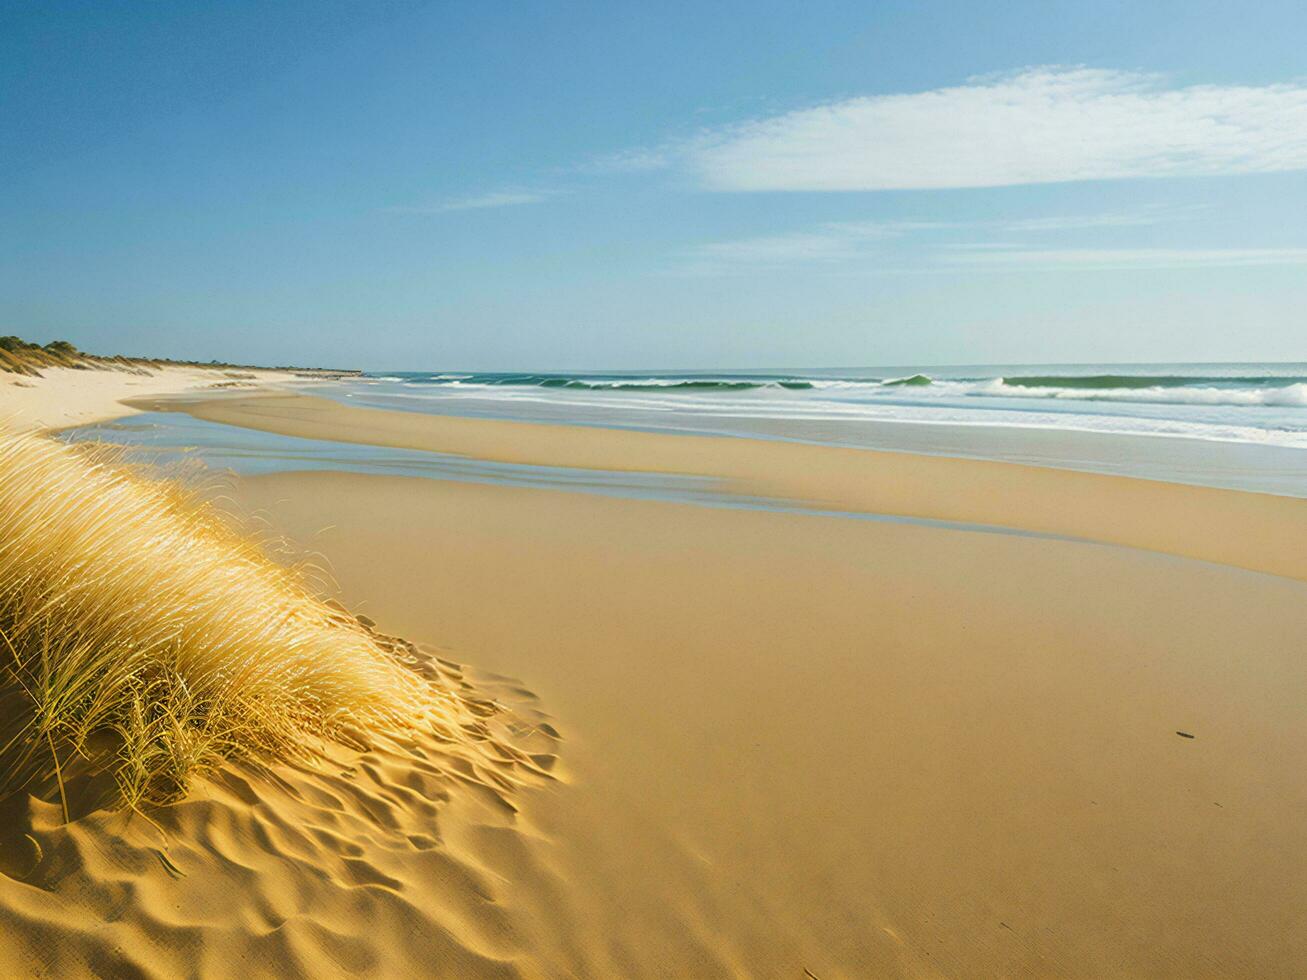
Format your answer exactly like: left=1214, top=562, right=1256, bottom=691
left=0, top=428, right=435, bottom=812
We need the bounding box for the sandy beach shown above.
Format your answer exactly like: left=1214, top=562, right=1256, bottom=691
left=0, top=364, right=299, bottom=432
left=2, top=378, right=1301, bottom=976
left=230, top=469, right=1307, bottom=977
left=11, top=5, right=1307, bottom=975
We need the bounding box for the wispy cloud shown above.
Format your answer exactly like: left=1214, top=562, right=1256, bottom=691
left=676, top=68, right=1307, bottom=191
left=680, top=220, right=945, bottom=274
left=943, top=247, right=1307, bottom=270
left=688, top=221, right=900, bottom=265
left=578, top=148, right=673, bottom=175
left=1000, top=206, right=1201, bottom=232
left=675, top=206, right=1307, bottom=275
left=688, top=230, right=869, bottom=266
left=385, top=188, right=556, bottom=214
left=677, top=208, right=1200, bottom=274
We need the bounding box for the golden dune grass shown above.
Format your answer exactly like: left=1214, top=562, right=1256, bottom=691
left=0, top=428, right=437, bottom=812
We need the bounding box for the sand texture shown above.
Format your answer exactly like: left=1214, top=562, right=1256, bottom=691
left=0, top=365, right=296, bottom=432
left=2, top=387, right=1305, bottom=976
left=0, top=631, right=561, bottom=977
left=223, top=471, right=1307, bottom=977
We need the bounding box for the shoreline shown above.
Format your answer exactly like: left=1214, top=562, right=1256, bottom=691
left=334, top=374, right=1307, bottom=498
left=136, top=388, right=1307, bottom=581
left=0, top=363, right=302, bottom=432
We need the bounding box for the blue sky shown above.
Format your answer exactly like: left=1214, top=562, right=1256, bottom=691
left=3, top=0, right=1306, bottom=369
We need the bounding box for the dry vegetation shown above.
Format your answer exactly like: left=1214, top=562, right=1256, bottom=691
left=0, top=337, right=138, bottom=377
left=0, top=334, right=358, bottom=378
left=0, top=428, right=438, bottom=813
left=1, top=334, right=231, bottom=377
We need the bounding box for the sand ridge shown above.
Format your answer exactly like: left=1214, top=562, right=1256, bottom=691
left=0, top=627, right=563, bottom=978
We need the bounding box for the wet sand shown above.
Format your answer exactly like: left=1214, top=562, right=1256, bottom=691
left=228, top=469, right=1307, bottom=976
left=144, top=390, right=1307, bottom=581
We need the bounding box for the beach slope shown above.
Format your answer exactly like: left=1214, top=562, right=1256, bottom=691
left=3, top=387, right=1304, bottom=976
left=229, top=467, right=1307, bottom=977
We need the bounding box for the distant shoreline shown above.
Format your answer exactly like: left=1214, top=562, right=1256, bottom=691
left=0, top=362, right=298, bottom=431
left=132, top=387, right=1307, bottom=582
left=1, top=334, right=360, bottom=379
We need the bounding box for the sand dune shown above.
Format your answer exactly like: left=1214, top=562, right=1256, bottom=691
left=0, top=364, right=295, bottom=432
left=0, top=633, right=560, bottom=977
left=0, top=428, right=558, bottom=977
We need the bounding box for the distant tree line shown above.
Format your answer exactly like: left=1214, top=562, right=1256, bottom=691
left=0, top=334, right=359, bottom=378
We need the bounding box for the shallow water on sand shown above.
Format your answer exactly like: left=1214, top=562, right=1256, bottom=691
left=61, top=412, right=1091, bottom=543
left=319, top=364, right=1307, bottom=497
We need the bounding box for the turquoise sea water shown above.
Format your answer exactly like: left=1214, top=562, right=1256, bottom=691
left=315, top=363, right=1307, bottom=496
left=59, top=363, right=1307, bottom=498
left=331, top=363, right=1307, bottom=446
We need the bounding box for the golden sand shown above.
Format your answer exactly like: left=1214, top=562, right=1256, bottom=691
left=0, top=364, right=295, bottom=432
left=227, top=470, right=1307, bottom=977
left=1, top=385, right=1304, bottom=976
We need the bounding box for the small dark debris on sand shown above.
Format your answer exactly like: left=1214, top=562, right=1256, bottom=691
left=1176, top=731, right=1195, bottom=739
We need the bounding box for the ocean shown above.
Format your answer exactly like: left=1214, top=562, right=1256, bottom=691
left=61, top=363, right=1307, bottom=498
left=316, top=363, right=1307, bottom=496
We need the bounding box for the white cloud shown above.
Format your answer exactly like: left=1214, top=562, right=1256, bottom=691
left=579, top=147, right=674, bottom=175
left=679, top=209, right=1185, bottom=273
left=1000, top=206, right=1197, bottom=231
left=944, top=247, right=1307, bottom=270
left=676, top=208, right=1307, bottom=275
left=681, top=220, right=930, bottom=273
left=387, top=188, right=554, bottom=214
left=943, top=242, right=1028, bottom=250
left=690, top=230, right=871, bottom=265
left=683, top=68, right=1307, bottom=191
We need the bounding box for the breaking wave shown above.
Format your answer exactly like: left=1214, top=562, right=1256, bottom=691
left=367, top=370, right=1307, bottom=405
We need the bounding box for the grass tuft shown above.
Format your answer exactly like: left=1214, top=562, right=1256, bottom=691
left=0, top=428, right=434, bottom=810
